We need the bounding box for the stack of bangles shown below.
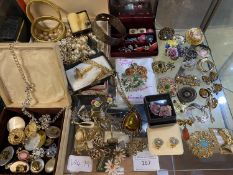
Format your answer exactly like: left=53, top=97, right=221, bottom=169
left=26, top=0, right=66, bottom=42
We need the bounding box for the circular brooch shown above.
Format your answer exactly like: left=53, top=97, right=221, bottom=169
left=158, top=77, right=177, bottom=97
left=8, top=128, right=25, bottom=145
left=177, top=87, right=197, bottom=103
left=195, top=44, right=211, bottom=58
left=188, top=131, right=216, bottom=158
left=186, top=28, right=204, bottom=46
left=199, top=88, right=210, bottom=98
left=158, top=27, right=175, bottom=40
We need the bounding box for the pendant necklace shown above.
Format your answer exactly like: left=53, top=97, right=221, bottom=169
left=9, top=43, right=64, bottom=130
left=115, top=73, right=142, bottom=135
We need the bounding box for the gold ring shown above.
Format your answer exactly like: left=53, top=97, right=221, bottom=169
left=26, top=0, right=61, bottom=25
left=8, top=128, right=25, bottom=145
left=31, top=16, right=66, bottom=42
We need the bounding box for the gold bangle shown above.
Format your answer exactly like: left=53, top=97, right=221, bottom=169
left=197, top=58, right=215, bottom=73
left=26, top=0, right=61, bottom=25
left=31, top=16, right=66, bottom=42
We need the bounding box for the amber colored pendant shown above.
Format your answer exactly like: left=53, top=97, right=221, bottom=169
left=182, top=127, right=190, bottom=141
left=122, top=110, right=141, bottom=135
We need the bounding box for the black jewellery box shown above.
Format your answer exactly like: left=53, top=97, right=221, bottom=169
left=109, top=0, right=159, bottom=57
left=144, top=94, right=176, bottom=126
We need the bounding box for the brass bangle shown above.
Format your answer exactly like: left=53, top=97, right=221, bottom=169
left=26, top=0, right=61, bottom=25
left=31, top=16, right=66, bottom=42
left=197, top=58, right=215, bottom=73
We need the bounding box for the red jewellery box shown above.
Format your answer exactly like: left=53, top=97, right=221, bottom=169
left=109, top=0, right=159, bottom=57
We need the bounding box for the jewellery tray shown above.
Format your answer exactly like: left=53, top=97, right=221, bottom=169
left=0, top=43, right=71, bottom=174
left=144, top=94, right=176, bottom=126
left=109, top=0, right=159, bottom=57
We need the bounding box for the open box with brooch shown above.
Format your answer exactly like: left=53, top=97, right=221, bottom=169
left=0, top=43, right=71, bottom=174
left=144, top=94, right=176, bottom=126
left=108, top=0, right=159, bottom=57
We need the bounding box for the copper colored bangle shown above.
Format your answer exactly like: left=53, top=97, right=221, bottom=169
left=92, top=13, right=127, bottom=46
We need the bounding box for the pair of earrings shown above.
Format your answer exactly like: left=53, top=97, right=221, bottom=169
left=153, top=137, right=179, bottom=149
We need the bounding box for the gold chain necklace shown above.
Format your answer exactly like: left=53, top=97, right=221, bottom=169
left=115, top=72, right=142, bottom=135
left=85, top=59, right=114, bottom=82
left=9, top=43, right=64, bottom=129
left=115, top=73, right=133, bottom=109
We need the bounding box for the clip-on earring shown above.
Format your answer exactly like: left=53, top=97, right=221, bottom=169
left=153, top=138, right=163, bottom=149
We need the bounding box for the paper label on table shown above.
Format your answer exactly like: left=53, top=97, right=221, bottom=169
left=67, top=155, right=93, bottom=173
left=116, top=167, right=124, bottom=175
left=133, top=151, right=160, bottom=171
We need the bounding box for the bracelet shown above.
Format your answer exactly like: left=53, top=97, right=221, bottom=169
left=31, top=16, right=66, bottom=42
left=197, top=58, right=215, bottom=73
left=92, top=13, right=127, bottom=46
left=26, top=0, right=61, bottom=30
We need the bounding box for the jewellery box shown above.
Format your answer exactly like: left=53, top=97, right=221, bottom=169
left=144, top=94, right=176, bottom=126
left=0, top=43, right=71, bottom=174
left=109, top=0, right=159, bottom=57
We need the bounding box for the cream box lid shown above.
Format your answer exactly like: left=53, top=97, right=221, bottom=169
left=0, top=43, right=71, bottom=108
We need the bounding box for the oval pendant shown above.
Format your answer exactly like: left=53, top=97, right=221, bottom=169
left=9, top=161, right=29, bottom=173
left=38, top=130, right=46, bottom=148
left=0, top=146, right=14, bottom=166
left=45, top=158, right=56, bottom=173
left=122, top=110, right=141, bottom=134
left=24, top=133, right=40, bottom=151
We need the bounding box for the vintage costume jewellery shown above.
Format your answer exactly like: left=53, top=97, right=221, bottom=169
left=9, top=43, right=64, bottom=130
left=116, top=73, right=142, bottom=135
left=92, top=13, right=127, bottom=46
